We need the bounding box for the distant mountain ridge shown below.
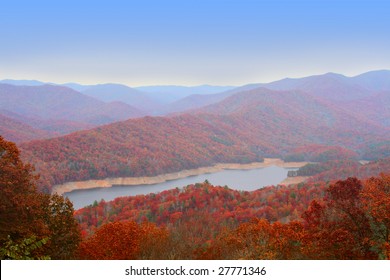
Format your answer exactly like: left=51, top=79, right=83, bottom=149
left=0, top=83, right=147, bottom=142
left=195, top=87, right=388, bottom=145
left=137, top=85, right=235, bottom=104
left=351, top=70, right=390, bottom=91
left=0, top=83, right=145, bottom=123
left=81, top=83, right=160, bottom=113
left=261, top=69, right=389, bottom=88
left=0, top=114, right=58, bottom=143
left=18, top=74, right=390, bottom=191
left=151, top=69, right=390, bottom=114
left=2, top=69, right=389, bottom=145
left=2, top=69, right=389, bottom=110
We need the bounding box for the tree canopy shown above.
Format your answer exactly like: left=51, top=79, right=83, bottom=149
left=0, top=136, right=81, bottom=259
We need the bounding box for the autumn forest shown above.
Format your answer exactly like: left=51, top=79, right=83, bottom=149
left=1, top=71, right=390, bottom=260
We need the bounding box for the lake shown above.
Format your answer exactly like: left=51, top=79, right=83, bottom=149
left=65, top=165, right=296, bottom=209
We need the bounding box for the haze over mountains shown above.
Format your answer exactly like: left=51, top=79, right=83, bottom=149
left=1, top=70, right=388, bottom=192
left=1, top=70, right=389, bottom=144
left=0, top=84, right=146, bottom=142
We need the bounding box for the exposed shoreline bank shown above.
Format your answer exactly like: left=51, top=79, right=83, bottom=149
left=53, top=158, right=308, bottom=195
left=279, top=176, right=309, bottom=185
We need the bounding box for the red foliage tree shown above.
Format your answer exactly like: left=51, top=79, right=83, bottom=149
left=0, top=136, right=81, bottom=259
left=0, top=136, right=47, bottom=242
left=302, top=178, right=376, bottom=259
left=361, top=173, right=390, bottom=259
left=78, top=221, right=170, bottom=259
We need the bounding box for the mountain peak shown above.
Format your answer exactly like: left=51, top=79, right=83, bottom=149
left=323, top=72, right=347, bottom=79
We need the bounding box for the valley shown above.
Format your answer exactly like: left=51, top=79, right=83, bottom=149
left=1, top=70, right=390, bottom=196
left=1, top=70, right=390, bottom=260
left=2, top=0, right=390, bottom=266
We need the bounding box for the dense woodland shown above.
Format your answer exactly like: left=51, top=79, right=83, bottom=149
left=21, top=115, right=266, bottom=193
left=1, top=136, right=389, bottom=259
left=19, top=87, right=390, bottom=193
left=1, top=72, right=390, bottom=193
left=1, top=71, right=390, bottom=260
left=0, top=136, right=80, bottom=259
left=297, top=158, right=390, bottom=183
left=75, top=174, right=390, bottom=260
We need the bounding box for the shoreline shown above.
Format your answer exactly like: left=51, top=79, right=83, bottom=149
left=279, top=176, right=309, bottom=185
left=53, top=158, right=308, bottom=195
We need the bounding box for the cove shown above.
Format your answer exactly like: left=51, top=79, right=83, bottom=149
left=65, top=165, right=297, bottom=209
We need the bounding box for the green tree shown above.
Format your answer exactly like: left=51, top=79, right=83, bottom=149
left=0, top=235, right=50, bottom=260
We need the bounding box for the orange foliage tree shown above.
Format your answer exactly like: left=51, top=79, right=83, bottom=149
left=78, top=221, right=170, bottom=259
left=302, top=177, right=377, bottom=259
left=361, top=173, right=390, bottom=259
left=200, top=176, right=390, bottom=260
left=0, top=136, right=81, bottom=259
left=200, top=218, right=305, bottom=260
left=0, top=136, right=47, bottom=241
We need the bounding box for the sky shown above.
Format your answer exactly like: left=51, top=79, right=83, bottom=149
left=1, top=0, right=389, bottom=86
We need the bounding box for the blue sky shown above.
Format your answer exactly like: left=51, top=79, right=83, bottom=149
left=1, top=0, right=389, bottom=86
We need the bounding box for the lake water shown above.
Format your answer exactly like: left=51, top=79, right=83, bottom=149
left=65, top=165, right=296, bottom=209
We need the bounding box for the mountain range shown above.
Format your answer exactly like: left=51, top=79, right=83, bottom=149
left=1, top=70, right=388, bottom=192
left=0, top=83, right=146, bottom=142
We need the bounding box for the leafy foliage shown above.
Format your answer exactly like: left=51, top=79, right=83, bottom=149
left=0, top=136, right=81, bottom=259
left=75, top=174, right=390, bottom=260
left=283, top=145, right=359, bottom=162
left=3, top=73, right=390, bottom=260
left=0, top=235, right=50, bottom=260
left=305, top=158, right=390, bottom=183
left=200, top=176, right=390, bottom=259
left=75, top=182, right=326, bottom=239
left=41, top=194, right=82, bottom=259
left=21, top=115, right=266, bottom=192
left=78, top=221, right=170, bottom=260
left=361, top=174, right=390, bottom=259
left=301, top=178, right=375, bottom=259
left=18, top=87, right=390, bottom=192
left=0, top=135, right=47, bottom=241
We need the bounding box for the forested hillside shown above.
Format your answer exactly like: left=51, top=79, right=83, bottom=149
left=0, top=83, right=146, bottom=142
left=0, top=84, right=146, bottom=124
left=2, top=71, right=390, bottom=259
left=297, top=157, right=390, bottom=183
left=2, top=125, right=390, bottom=260
left=21, top=114, right=265, bottom=192
left=75, top=175, right=390, bottom=260
left=0, top=114, right=58, bottom=143
left=19, top=85, right=390, bottom=192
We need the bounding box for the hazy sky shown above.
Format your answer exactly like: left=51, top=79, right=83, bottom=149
left=1, top=0, right=389, bottom=86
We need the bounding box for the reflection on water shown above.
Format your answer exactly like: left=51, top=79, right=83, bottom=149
left=65, top=165, right=296, bottom=209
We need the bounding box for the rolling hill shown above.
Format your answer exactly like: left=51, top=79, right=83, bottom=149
left=137, top=85, right=235, bottom=105
left=195, top=87, right=388, bottom=146
left=19, top=84, right=390, bottom=192
left=157, top=91, right=235, bottom=115
left=81, top=84, right=160, bottom=113
left=0, top=114, right=58, bottom=143
left=345, top=91, right=390, bottom=127
left=0, top=83, right=146, bottom=125
left=2, top=70, right=387, bottom=192
left=249, top=70, right=390, bottom=99
left=20, top=114, right=265, bottom=192
left=351, top=69, right=390, bottom=91
left=154, top=70, right=390, bottom=115
left=0, top=109, right=96, bottom=141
